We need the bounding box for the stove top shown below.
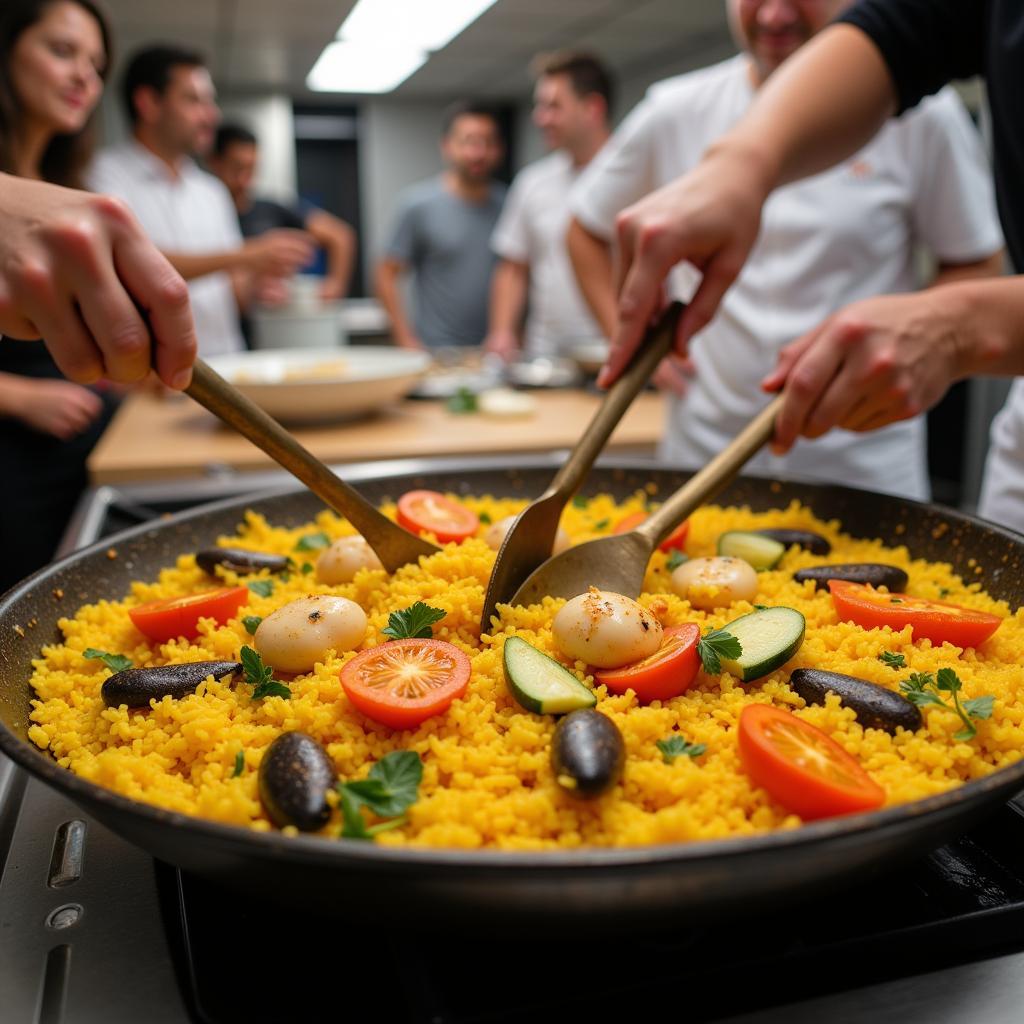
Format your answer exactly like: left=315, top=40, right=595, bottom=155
left=2, top=472, right=1023, bottom=1024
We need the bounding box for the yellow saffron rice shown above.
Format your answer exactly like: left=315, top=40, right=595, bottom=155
left=25, top=493, right=1024, bottom=849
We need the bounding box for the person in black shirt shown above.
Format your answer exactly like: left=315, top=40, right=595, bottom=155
left=595, top=0, right=1024, bottom=520
left=208, top=123, right=356, bottom=303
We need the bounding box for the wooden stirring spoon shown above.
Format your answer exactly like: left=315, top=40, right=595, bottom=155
left=509, top=392, right=786, bottom=607
left=480, top=302, right=684, bottom=631
left=185, top=359, right=439, bottom=571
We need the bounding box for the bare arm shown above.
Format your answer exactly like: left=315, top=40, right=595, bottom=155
left=375, top=257, right=422, bottom=350
left=165, top=229, right=315, bottom=282
left=305, top=209, right=356, bottom=300
left=483, top=259, right=528, bottom=359
left=567, top=218, right=617, bottom=339
left=932, top=250, right=1005, bottom=288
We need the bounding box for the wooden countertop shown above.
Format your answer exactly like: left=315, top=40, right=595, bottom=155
left=88, top=388, right=667, bottom=484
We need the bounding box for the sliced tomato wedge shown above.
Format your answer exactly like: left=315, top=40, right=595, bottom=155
left=397, top=490, right=479, bottom=544
left=340, top=638, right=471, bottom=729
left=613, top=510, right=690, bottom=552
left=828, top=580, right=1002, bottom=648
left=129, top=586, right=248, bottom=643
left=738, top=704, right=885, bottom=820
left=595, top=623, right=700, bottom=702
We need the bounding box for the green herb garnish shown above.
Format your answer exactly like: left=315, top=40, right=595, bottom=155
left=696, top=627, right=742, bottom=675
left=279, top=572, right=291, bottom=583
left=382, top=601, right=446, bottom=640
left=478, top=511, right=492, bottom=525
left=301, top=562, right=314, bottom=574
left=890, top=598, right=903, bottom=604
left=338, top=751, right=423, bottom=840
left=666, top=550, right=688, bottom=571
left=83, top=648, right=133, bottom=672
left=295, top=531, right=330, bottom=552
left=938, top=587, right=951, bottom=598
left=656, top=736, right=706, bottom=764
left=247, top=579, right=275, bottom=598
left=594, top=518, right=610, bottom=531
left=445, top=387, right=478, bottom=414
left=571, top=495, right=589, bottom=509
left=239, top=645, right=291, bottom=700
left=242, top=615, right=263, bottom=635
left=899, top=668, right=994, bottom=741
left=232, top=750, right=245, bottom=777
left=878, top=650, right=906, bottom=669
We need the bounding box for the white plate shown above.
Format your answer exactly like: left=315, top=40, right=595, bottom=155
left=205, top=347, right=432, bottom=424
left=568, top=341, right=610, bottom=376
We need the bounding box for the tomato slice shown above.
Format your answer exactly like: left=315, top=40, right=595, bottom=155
left=397, top=490, right=479, bottom=543
left=129, top=586, right=248, bottom=643
left=738, top=704, right=885, bottom=820
left=340, top=638, right=471, bottom=729
left=828, top=580, right=1002, bottom=648
left=595, top=624, right=700, bottom=702
left=613, top=511, right=690, bottom=552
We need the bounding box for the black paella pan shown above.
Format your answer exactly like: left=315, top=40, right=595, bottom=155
left=2, top=458, right=1023, bottom=924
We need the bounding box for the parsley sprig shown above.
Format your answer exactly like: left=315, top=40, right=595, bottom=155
left=247, top=579, right=275, bottom=598
left=239, top=645, right=291, bottom=700
left=696, top=627, right=742, bottom=675
left=83, top=648, right=133, bottom=672
left=338, top=751, right=423, bottom=840
left=232, top=750, right=245, bottom=777
left=899, top=668, right=994, bottom=741
left=666, top=550, right=688, bottom=571
left=242, top=615, right=263, bottom=635
left=878, top=650, right=906, bottom=669
left=445, top=387, right=478, bottom=414
left=656, top=736, right=706, bottom=764
left=382, top=601, right=446, bottom=640
left=294, top=531, right=330, bottom=552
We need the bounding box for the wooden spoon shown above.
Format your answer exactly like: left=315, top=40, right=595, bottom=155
left=480, top=302, right=684, bottom=631
left=509, top=393, right=786, bottom=607
left=185, top=359, right=439, bottom=571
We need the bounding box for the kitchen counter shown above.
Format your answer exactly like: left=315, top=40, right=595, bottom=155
left=88, top=388, right=667, bottom=484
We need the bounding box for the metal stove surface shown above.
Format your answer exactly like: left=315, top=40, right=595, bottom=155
left=3, top=468, right=1024, bottom=1023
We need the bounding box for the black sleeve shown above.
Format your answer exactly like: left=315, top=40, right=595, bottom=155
left=269, top=200, right=307, bottom=232
left=838, top=0, right=988, bottom=113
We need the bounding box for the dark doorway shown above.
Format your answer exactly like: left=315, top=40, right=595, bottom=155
left=293, top=105, right=365, bottom=296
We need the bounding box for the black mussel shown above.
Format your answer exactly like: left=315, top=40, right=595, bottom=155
left=790, top=668, right=922, bottom=734
left=756, top=529, right=831, bottom=555
left=101, top=661, right=242, bottom=708
left=258, top=732, right=338, bottom=832
left=551, top=709, right=625, bottom=799
left=794, top=563, right=909, bottom=592
left=196, top=547, right=290, bottom=576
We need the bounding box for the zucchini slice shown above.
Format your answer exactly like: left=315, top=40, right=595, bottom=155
left=717, top=531, right=786, bottom=571
left=503, top=636, right=597, bottom=714
left=720, top=606, right=805, bottom=682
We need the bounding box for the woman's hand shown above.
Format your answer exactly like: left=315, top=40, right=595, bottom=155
left=761, top=290, right=971, bottom=453
left=0, top=175, right=197, bottom=389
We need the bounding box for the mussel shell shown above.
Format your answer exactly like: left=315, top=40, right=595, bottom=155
left=551, top=709, right=625, bottom=799
left=196, top=547, right=290, bottom=576
left=794, top=563, right=909, bottom=592
left=789, top=668, right=922, bottom=734
left=258, top=732, right=338, bottom=832
left=101, top=661, right=242, bottom=708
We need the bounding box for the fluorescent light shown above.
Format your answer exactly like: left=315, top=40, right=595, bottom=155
left=340, top=0, right=500, bottom=52
left=306, top=40, right=427, bottom=93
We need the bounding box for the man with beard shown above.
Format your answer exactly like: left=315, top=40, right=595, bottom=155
left=376, top=102, right=506, bottom=350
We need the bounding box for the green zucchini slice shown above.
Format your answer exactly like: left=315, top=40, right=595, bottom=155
left=503, top=636, right=597, bottom=714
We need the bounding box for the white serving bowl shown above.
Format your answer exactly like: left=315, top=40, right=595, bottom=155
left=205, top=346, right=432, bottom=424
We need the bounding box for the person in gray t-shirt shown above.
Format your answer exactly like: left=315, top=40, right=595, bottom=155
left=376, top=102, right=506, bottom=349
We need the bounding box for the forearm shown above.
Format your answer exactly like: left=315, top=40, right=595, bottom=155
left=375, top=262, right=418, bottom=347
left=309, top=214, right=356, bottom=294
left=488, top=261, right=528, bottom=334
left=567, top=219, right=617, bottom=338
left=0, top=372, right=29, bottom=417
left=715, top=24, right=897, bottom=195
left=932, top=251, right=1005, bottom=289
left=164, top=250, right=242, bottom=281
left=948, top=276, right=1024, bottom=379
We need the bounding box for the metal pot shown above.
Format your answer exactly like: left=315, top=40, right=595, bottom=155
left=2, top=459, right=1022, bottom=924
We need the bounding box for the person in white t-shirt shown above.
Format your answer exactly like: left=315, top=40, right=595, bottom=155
left=88, top=46, right=313, bottom=357
left=485, top=52, right=612, bottom=361
left=567, top=0, right=1004, bottom=500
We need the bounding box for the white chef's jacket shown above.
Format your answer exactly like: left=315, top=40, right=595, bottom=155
left=491, top=151, right=603, bottom=357
left=570, top=56, right=1003, bottom=500
left=979, top=381, right=1024, bottom=534
left=87, top=141, right=245, bottom=357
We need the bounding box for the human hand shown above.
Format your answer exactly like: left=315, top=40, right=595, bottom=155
left=318, top=277, right=346, bottom=302
left=242, top=229, right=315, bottom=278
left=651, top=353, right=695, bottom=396
left=14, top=376, right=103, bottom=440
left=599, top=144, right=769, bottom=388
left=482, top=329, right=519, bottom=362
left=253, top=275, right=291, bottom=308
left=761, top=291, right=967, bottom=454
left=0, top=174, right=197, bottom=389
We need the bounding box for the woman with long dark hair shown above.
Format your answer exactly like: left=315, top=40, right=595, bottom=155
left=0, top=0, right=118, bottom=590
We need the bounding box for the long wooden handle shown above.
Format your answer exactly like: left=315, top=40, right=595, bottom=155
left=639, top=393, right=786, bottom=546
left=547, top=302, right=684, bottom=496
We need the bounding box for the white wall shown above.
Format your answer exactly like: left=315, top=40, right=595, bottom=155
left=219, top=95, right=297, bottom=199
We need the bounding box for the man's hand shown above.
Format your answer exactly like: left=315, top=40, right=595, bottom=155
left=483, top=328, right=519, bottom=361
left=241, top=229, right=315, bottom=278
left=761, top=290, right=969, bottom=453
left=600, top=143, right=770, bottom=389
left=651, top=353, right=695, bottom=396
left=0, top=174, right=197, bottom=389
left=7, top=375, right=103, bottom=440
